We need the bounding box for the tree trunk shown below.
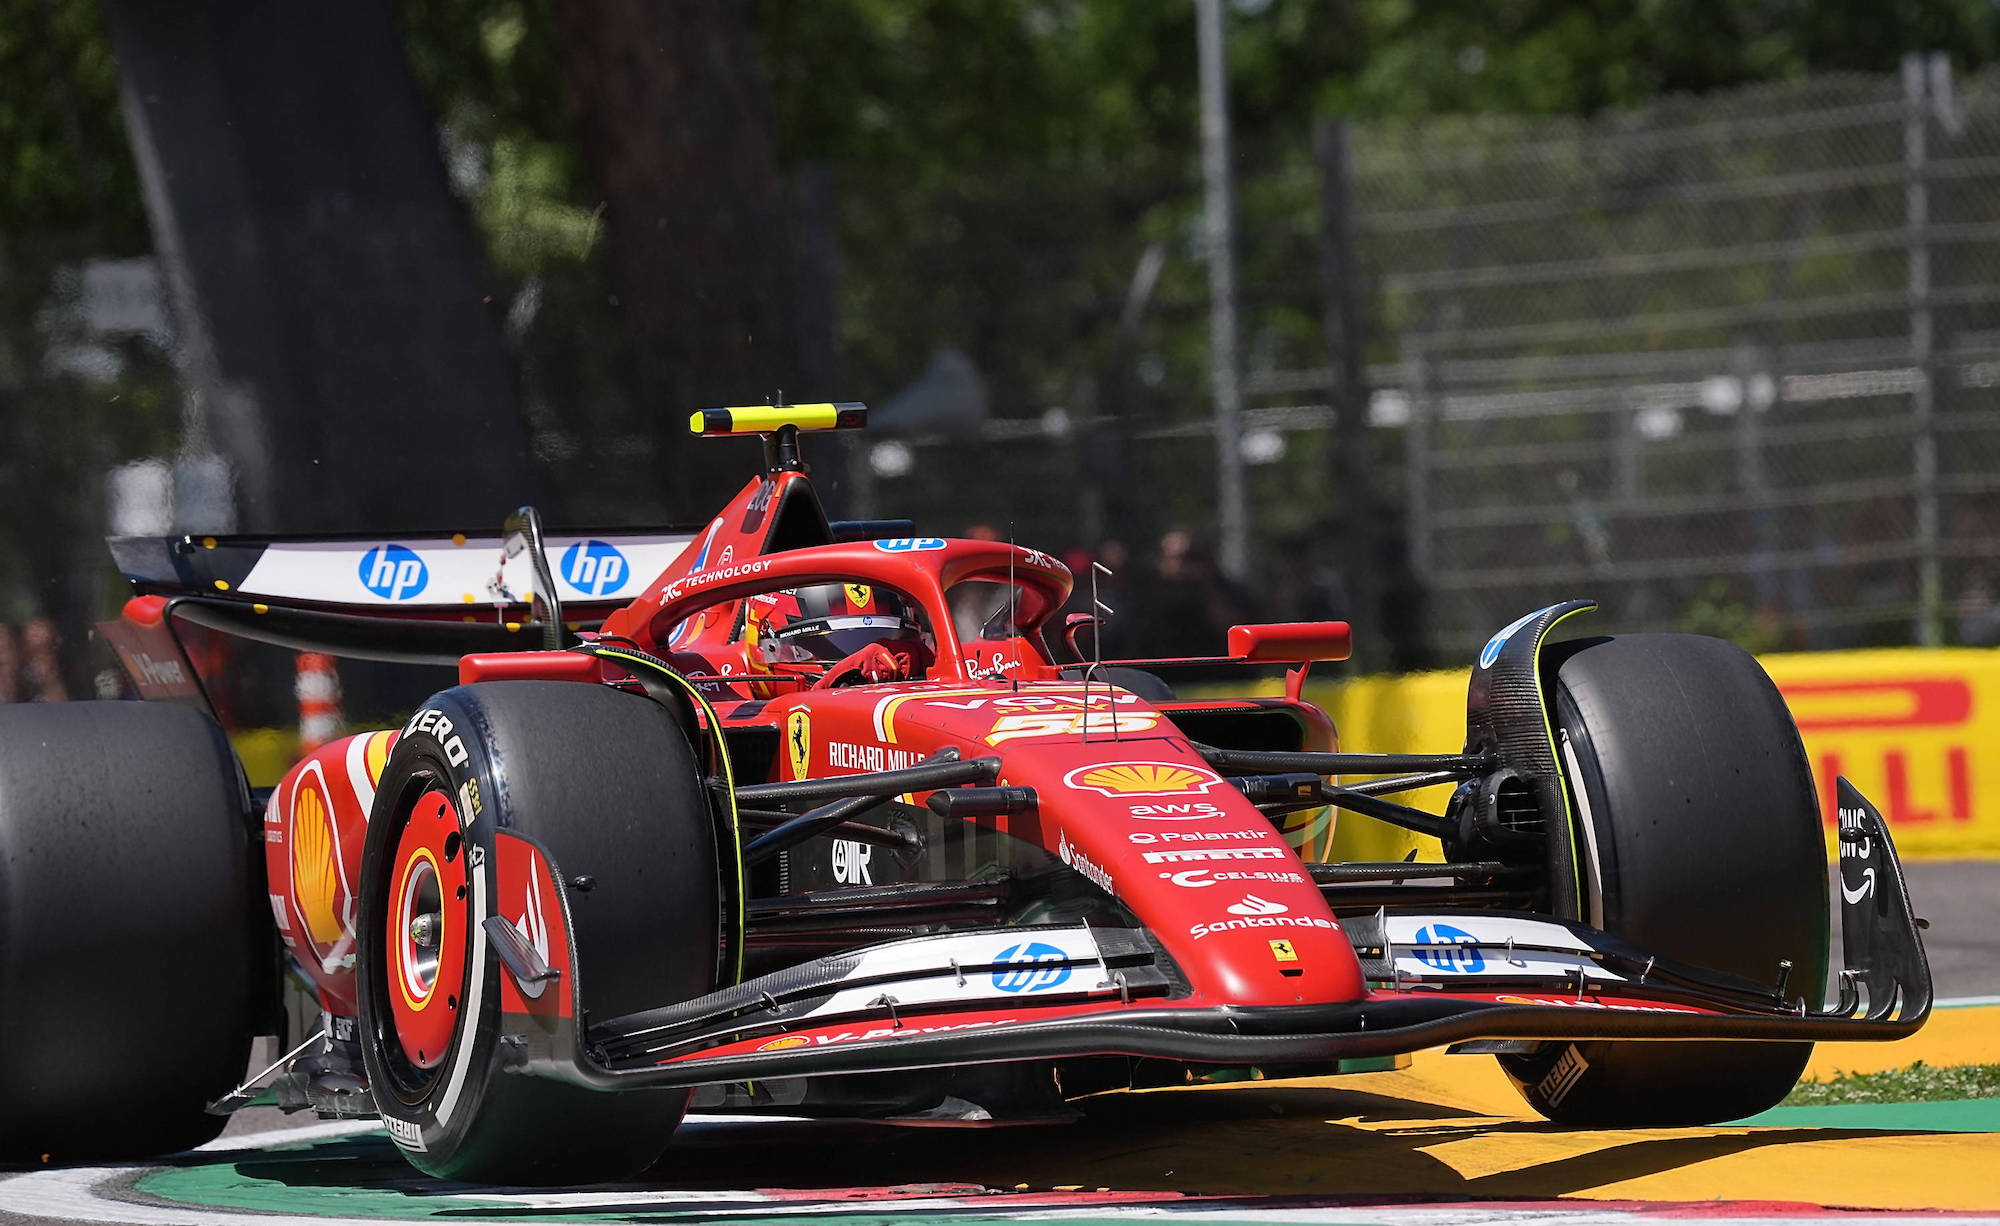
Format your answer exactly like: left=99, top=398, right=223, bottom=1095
left=105, top=0, right=537, bottom=535
left=550, top=0, right=800, bottom=514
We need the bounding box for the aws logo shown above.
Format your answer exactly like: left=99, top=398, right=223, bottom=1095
left=561, top=540, right=630, bottom=597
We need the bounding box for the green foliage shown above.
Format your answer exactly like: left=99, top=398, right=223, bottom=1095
left=1785, top=1060, right=2000, bottom=1105
left=0, top=0, right=148, bottom=244
left=1339, top=0, right=1995, bottom=119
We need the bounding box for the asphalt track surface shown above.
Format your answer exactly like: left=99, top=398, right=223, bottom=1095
left=4, top=861, right=1997, bottom=1226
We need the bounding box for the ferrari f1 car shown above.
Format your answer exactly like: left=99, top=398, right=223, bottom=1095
left=1, top=405, right=1930, bottom=1180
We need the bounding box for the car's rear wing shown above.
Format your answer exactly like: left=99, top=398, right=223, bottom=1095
left=97, top=526, right=695, bottom=707
left=99, top=517, right=918, bottom=703
left=108, top=529, right=700, bottom=613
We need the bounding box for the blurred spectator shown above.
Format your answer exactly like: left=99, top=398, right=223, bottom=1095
left=20, top=618, right=69, bottom=702
left=0, top=625, right=18, bottom=703
left=1143, top=527, right=1256, bottom=668
left=1959, top=567, right=2000, bottom=647
left=1269, top=533, right=1350, bottom=625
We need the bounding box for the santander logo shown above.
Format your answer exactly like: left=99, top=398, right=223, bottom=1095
left=1226, top=894, right=1288, bottom=917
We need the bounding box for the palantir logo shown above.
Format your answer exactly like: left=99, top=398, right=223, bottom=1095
left=991, top=942, right=1072, bottom=993
left=1412, top=923, right=1485, bottom=973
left=359, top=544, right=428, bottom=601
left=561, top=539, right=630, bottom=597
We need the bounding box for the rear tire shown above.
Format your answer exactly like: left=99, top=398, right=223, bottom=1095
left=1501, top=634, right=1828, bottom=1125
left=0, top=702, right=259, bottom=1160
left=356, top=682, right=719, bottom=1184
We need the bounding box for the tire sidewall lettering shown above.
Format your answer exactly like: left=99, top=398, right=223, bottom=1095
left=361, top=693, right=506, bottom=1165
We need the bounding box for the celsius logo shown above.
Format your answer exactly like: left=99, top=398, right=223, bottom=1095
left=360, top=545, right=428, bottom=601
left=561, top=539, right=630, bottom=596
left=1412, top=923, right=1485, bottom=973
left=1227, top=894, right=1288, bottom=916
left=991, top=942, right=1072, bottom=993
left=872, top=538, right=947, bottom=552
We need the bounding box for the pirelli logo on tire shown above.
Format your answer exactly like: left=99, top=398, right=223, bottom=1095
left=1536, top=1044, right=1590, bottom=1109
left=384, top=1113, right=427, bottom=1151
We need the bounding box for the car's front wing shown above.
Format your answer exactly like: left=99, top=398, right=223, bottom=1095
left=493, top=777, right=1929, bottom=1092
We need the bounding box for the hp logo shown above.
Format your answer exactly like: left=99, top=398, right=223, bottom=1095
left=561, top=539, right=630, bottom=597
left=871, top=538, right=946, bottom=553
left=1411, top=923, right=1485, bottom=974
left=991, top=942, right=1072, bottom=993
left=359, top=545, right=428, bottom=601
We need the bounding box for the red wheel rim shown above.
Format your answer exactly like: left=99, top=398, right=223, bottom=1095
left=385, top=790, right=469, bottom=1070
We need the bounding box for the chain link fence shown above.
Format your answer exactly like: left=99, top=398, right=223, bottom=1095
left=855, top=57, right=2000, bottom=668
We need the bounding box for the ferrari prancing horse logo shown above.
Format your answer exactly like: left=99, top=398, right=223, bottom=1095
left=787, top=709, right=811, bottom=781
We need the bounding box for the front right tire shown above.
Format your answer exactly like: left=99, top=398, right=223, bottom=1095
left=1503, top=633, right=1828, bottom=1125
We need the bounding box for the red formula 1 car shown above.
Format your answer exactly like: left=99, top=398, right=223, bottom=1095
left=1, top=406, right=1930, bottom=1180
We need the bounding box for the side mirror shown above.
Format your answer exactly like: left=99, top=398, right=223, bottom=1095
left=499, top=506, right=565, bottom=651
left=1227, top=621, right=1351, bottom=663
left=1064, top=612, right=1102, bottom=662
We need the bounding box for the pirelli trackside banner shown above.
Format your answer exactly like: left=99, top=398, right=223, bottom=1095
left=1285, top=647, right=2000, bottom=862
left=1764, top=647, right=1997, bottom=860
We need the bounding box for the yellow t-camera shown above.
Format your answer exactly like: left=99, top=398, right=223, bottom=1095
left=689, top=403, right=868, bottom=436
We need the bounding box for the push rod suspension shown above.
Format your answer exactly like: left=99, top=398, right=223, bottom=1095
left=1320, top=783, right=1457, bottom=841
left=1307, top=860, right=1528, bottom=884
left=732, top=750, right=996, bottom=808
left=1197, top=744, right=1492, bottom=777
left=735, top=808, right=920, bottom=852
left=1240, top=772, right=1458, bottom=842
left=1341, top=770, right=1465, bottom=797
left=743, top=794, right=890, bottom=867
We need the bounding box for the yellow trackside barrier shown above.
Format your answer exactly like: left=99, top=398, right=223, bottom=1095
left=232, top=727, right=303, bottom=789
left=1209, top=646, right=2000, bottom=862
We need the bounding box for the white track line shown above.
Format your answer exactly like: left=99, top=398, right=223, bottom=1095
left=7, top=1159, right=1997, bottom=1226
left=1936, top=994, right=2000, bottom=1009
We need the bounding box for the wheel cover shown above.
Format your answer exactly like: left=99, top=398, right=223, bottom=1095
left=385, top=789, right=469, bottom=1071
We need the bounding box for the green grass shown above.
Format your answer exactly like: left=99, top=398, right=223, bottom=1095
left=1784, top=1061, right=2000, bottom=1106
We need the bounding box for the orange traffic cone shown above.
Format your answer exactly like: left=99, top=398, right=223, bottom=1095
left=296, top=652, right=342, bottom=752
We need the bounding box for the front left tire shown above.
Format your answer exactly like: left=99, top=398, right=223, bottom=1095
left=355, top=681, right=720, bottom=1184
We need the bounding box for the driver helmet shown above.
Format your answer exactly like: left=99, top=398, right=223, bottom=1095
left=745, top=582, right=934, bottom=674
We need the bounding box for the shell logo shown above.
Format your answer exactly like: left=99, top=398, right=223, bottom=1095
left=1064, top=761, right=1222, bottom=797
left=364, top=729, right=394, bottom=783
left=291, top=780, right=346, bottom=945
left=758, top=1034, right=811, bottom=1052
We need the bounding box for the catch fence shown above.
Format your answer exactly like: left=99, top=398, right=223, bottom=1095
left=849, top=56, right=2000, bottom=669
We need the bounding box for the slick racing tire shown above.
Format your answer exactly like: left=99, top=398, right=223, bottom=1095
left=356, top=682, right=718, bottom=1184
left=1501, top=634, right=1828, bottom=1126
left=0, top=702, right=259, bottom=1161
